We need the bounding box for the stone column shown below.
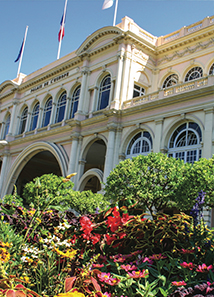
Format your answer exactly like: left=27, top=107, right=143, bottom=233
left=25, top=111, right=31, bottom=132
left=49, top=102, right=56, bottom=125
left=89, top=86, right=99, bottom=117
left=120, top=45, right=132, bottom=104
left=8, top=101, right=18, bottom=136
left=75, top=67, right=89, bottom=118
left=67, top=132, right=80, bottom=175
left=36, top=107, right=44, bottom=129
left=203, top=107, right=213, bottom=158
left=154, top=118, right=163, bottom=153
left=64, top=97, right=72, bottom=120
left=111, top=50, right=125, bottom=109
left=103, top=123, right=117, bottom=183
left=113, top=126, right=123, bottom=168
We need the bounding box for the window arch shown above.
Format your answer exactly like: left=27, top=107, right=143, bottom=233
left=55, top=91, right=67, bottom=123
left=97, top=74, right=111, bottom=110
left=162, top=74, right=179, bottom=88
left=133, top=84, right=145, bottom=98
left=185, top=67, right=203, bottom=82
left=126, top=131, right=153, bottom=158
left=209, top=63, right=214, bottom=75
left=19, top=107, right=28, bottom=134
left=70, top=86, right=80, bottom=119
left=30, top=102, right=40, bottom=131
left=42, top=97, right=52, bottom=127
left=3, top=114, right=11, bottom=139
left=168, top=122, right=202, bottom=163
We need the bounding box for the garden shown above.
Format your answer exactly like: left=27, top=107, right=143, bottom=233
left=1, top=153, right=214, bottom=297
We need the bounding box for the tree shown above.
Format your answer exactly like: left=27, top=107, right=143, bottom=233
left=177, top=156, right=214, bottom=211
left=104, top=152, right=187, bottom=217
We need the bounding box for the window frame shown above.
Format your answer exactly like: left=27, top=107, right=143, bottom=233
left=97, top=74, right=111, bottom=110
left=70, top=86, right=80, bottom=119
left=168, top=122, right=202, bottom=164
left=184, top=67, right=203, bottom=82
left=30, top=102, right=40, bottom=131
left=55, top=91, right=67, bottom=123
left=19, top=107, right=28, bottom=134
left=126, top=131, right=153, bottom=158
left=42, top=97, right=52, bottom=127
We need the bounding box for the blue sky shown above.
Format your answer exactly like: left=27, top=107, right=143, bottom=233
left=0, top=0, right=213, bottom=84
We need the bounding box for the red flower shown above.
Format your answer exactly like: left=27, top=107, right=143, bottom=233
left=91, top=233, right=101, bottom=245
left=180, top=248, right=195, bottom=254
left=172, top=281, right=186, bottom=286
left=121, top=264, right=137, bottom=272
left=106, top=234, right=117, bottom=246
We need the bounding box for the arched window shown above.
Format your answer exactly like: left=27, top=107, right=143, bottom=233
left=185, top=67, right=203, bottom=82
left=209, top=63, right=214, bottom=75
left=97, top=75, right=111, bottom=110
left=3, top=114, right=11, bottom=139
left=168, top=122, right=202, bottom=164
left=30, top=102, right=40, bottom=131
left=70, top=86, right=80, bottom=119
left=126, top=131, right=153, bottom=158
left=19, top=107, right=28, bottom=134
left=133, top=84, right=145, bottom=98
left=55, top=91, right=67, bottom=123
left=162, top=74, right=179, bottom=88
left=42, top=97, right=52, bottom=127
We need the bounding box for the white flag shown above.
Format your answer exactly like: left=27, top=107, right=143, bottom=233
left=102, top=0, right=114, bottom=10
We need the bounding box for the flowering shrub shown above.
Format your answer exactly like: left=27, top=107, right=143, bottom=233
left=0, top=188, right=214, bottom=296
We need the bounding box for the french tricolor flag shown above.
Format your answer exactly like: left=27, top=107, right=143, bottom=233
left=58, top=13, right=66, bottom=42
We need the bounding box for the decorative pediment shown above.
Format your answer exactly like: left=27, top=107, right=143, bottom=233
left=76, top=26, right=123, bottom=56
left=0, top=80, right=18, bottom=96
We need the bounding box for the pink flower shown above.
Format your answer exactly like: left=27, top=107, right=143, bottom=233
left=98, top=273, right=120, bottom=286
left=127, top=269, right=149, bottom=279
left=92, top=263, right=104, bottom=268
left=172, top=281, right=187, bottom=286
left=120, top=264, right=137, bottom=272
left=180, top=262, right=195, bottom=270
left=196, top=263, right=213, bottom=273
left=180, top=248, right=195, bottom=254
left=149, top=253, right=167, bottom=260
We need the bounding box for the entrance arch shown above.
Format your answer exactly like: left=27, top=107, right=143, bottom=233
left=77, top=168, right=103, bottom=193
left=2, top=141, right=68, bottom=196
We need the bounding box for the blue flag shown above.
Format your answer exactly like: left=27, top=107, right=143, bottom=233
left=14, top=39, right=24, bottom=63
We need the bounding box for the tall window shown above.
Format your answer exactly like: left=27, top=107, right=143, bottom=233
left=168, top=122, right=202, bottom=164
left=42, top=97, right=52, bottom=127
left=209, top=63, right=214, bottom=75
left=30, top=102, right=40, bottom=131
left=126, top=131, right=153, bottom=158
left=70, top=86, right=80, bottom=118
left=19, top=107, right=28, bottom=134
left=162, top=74, right=179, bottom=88
left=97, top=75, right=111, bottom=110
left=3, top=114, right=10, bottom=139
left=133, top=84, right=145, bottom=98
left=55, top=91, right=67, bottom=123
left=185, top=67, right=203, bottom=82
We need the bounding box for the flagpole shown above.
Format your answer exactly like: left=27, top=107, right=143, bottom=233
left=17, top=26, right=28, bottom=77
left=113, top=0, right=118, bottom=26
left=57, top=0, right=68, bottom=60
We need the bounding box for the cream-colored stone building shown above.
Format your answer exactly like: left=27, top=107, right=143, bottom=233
left=0, top=16, right=213, bottom=222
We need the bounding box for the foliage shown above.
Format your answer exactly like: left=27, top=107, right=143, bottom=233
left=22, top=173, right=108, bottom=214
left=104, top=153, right=187, bottom=217
left=104, top=153, right=214, bottom=217
left=177, top=156, right=214, bottom=211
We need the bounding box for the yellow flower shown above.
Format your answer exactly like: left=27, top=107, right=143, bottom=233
left=55, top=248, right=77, bottom=259
left=0, top=247, right=10, bottom=263
left=55, top=292, right=85, bottom=297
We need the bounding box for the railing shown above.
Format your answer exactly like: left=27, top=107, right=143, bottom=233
left=158, top=16, right=214, bottom=45
left=122, top=76, right=212, bottom=109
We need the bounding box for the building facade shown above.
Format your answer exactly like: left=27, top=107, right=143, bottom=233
left=0, top=16, right=213, bottom=222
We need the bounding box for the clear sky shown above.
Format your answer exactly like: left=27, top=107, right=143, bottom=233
left=0, top=0, right=213, bottom=84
